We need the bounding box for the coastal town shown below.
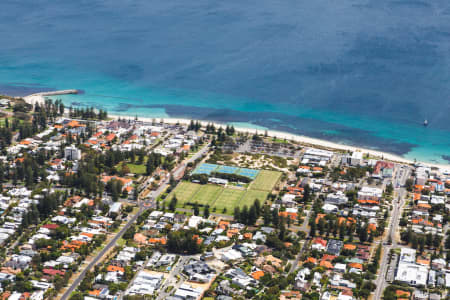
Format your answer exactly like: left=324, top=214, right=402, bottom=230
left=0, top=94, right=449, bottom=300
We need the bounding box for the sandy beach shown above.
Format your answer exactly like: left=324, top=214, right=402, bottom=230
left=22, top=92, right=450, bottom=170
left=110, top=114, right=450, bottom=170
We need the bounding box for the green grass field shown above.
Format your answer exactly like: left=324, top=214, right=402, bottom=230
left=250, top=170, right=281, bottom=191
left=212, top=189, right=245, bottom=211
left=191, top=185, right=223, bottom=206
left=126, top=163, right=146, bottom=174
left=166, top=169, right=280, bottom=214
left=239, top=190, right=268, bottom=208
left=168, top=181, right=201, bottom=204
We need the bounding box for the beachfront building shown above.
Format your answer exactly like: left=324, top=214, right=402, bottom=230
left=341, top=151, right=363, bottom=166
left=302, top=148, right=334, bottom=166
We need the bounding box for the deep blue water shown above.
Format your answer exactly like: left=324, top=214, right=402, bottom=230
left=0, top=0, right=449, bottom=163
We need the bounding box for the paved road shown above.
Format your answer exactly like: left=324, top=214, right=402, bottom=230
left=60, top=144, right=210, bottom=299
left=372, top=194, right=403, bottom=300
left=289, top=238, right=310, bottom=274
left=60, top=206, right=145, bottom=300
left=372, top=166, right=410, bottom=300
left=156, top=256, right=192, bottom=300
left=289, top=209, right=311, bottom=274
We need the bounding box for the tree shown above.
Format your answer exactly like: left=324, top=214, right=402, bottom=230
left=69, top=292, right=84, bottom=300
left=405, top=178, right=414, bottom=191
left=426, top=233, right=433, bottom=247
left=318, top=218, right=326, bottom=236
left=433, top=234, right=442, bottom=248
left=169, top=196, right=177, bottom=212
left=359, top=224, right=368, bottom=242
left=234, top=206, right=241, bottom=222
left=303, top=184, right=311, bottom=202
left=120, top=162, right=130, bottom=176
left=310, top=220, right=316, bottom=237
left=385, top=183, right=394, bottom=195
left=240, top=205, right=249, bottom=224
left=271, top=208, right=279, bottom=227
left=193, top=202, right=199, bottom=216
left=123, top=226, right=136, bottom=240
left=167, top=230, right=201, bottom=254
left=79, top=271, right=94, bottom=291
left=254, top=199, right=261, bottom=217
left=248, top=204, right=257, bottom=225
left=339, top=222, right=346, bottom=240
left=203, top=205, right=210, bottom=219
left=263, top=205, right=271, bottom=226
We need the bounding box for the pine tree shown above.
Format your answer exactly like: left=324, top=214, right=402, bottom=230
left=234, top=207, right=241, bottom=222
left=263, top=205, right=271, bottom=226
left=203, top=205, right=210, bottom=219
left=254, top=199, right=261, bottom=217
left=248, top=205, right=257, bottom=225
left=310, top=220, right=316, bottom=237
left=241, top=205, right=249, bottom=225
left=193, top=202, right=199, bottom=216
left=169, top=195, right=177, bottom=212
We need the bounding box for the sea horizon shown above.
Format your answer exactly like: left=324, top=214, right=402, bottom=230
left=1, top=0, right=450, bottom=164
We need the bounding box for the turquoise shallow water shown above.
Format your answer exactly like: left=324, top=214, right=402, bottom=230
left=0, top=0, right=449, bottom=164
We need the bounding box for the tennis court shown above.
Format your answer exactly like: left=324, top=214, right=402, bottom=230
left=193, top=163, right=261, bottom=180
left=192, top=163, right=219, bottom=175
left=237, top=168, right=260, bottom=180
left=217, top=165, right=239, bottom=174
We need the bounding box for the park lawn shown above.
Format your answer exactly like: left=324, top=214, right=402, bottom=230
left=190, top=184, right=223, bottom=206
left=167, top=181, right=201, bottom=206
left=250, top=170, right=281, bottom=191
left=212, top=188, right=245, bottom=212
left=126, top=163, right=147, bottom=174
left=239, top=190, right=269, bottom=208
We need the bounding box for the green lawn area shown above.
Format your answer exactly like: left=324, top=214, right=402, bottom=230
left=167, top=181, right=201, bottom=205
left=115, top=156, right=149, bottom=175
left=212, top=188, right=245, bottom=211
left=126, top=163, right=146, bottom=174
left=250, top=170, right=281, bottom=191
left=165, top=169, right=280, bottom=214
left=116, top=238, right=126, bottom=247
left=191, top=185, right=223, bottom=206
left=239, top=190, right=268, bottom=208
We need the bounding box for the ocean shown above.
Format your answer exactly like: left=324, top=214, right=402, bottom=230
left=0, top=0, right=449, bottom=164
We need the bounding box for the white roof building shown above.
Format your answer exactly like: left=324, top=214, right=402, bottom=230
left=322, top=203, right=338, bottom=214
left=126, top=271, right=163, bottom=296
left=358, top=186, right=383, bottom=200
left=188, top=216, right=203, bottom=229
left=173, top=283, right=203, bottom=300
left=395, top=248, right=428, bottom=286
left=325, top=191, right=348, bottom=205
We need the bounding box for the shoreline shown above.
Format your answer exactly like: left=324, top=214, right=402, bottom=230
left=21, top=92, right=450, bottom=170
left=111, top=114, right=450, bottom=170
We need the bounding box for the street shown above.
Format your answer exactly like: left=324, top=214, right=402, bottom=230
left=372, top=166, right=410, bottom=300
left=60, top=206, right=145, bottom=300
left=59, top=143, right=211, bottom=300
